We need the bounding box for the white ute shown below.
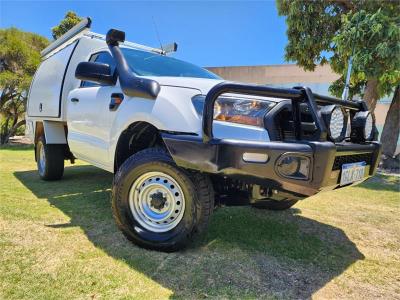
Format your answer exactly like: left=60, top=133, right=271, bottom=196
left=26, top=18, right=381, bottom=251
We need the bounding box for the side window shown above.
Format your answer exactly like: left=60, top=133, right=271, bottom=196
left=81, top=51, right=116, bottom=88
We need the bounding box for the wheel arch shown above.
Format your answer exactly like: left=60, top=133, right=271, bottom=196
left=113, top=121, right=169, bottom=173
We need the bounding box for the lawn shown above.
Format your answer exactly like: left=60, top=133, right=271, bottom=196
left=0, top=145, right=399, bottom=299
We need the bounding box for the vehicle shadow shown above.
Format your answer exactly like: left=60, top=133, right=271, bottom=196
left=358, top=174, right=399, bottom=192
left=14, top=166, right=364, bottom=299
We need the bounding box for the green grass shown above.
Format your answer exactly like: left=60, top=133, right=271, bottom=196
left=0, top=145, right=399, bottom=299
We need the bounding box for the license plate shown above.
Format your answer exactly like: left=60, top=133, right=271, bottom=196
left=340, top=161, right=366, bottom=186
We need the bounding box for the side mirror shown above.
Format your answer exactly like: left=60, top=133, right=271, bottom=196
left=75, top=62, right=115, bottom=85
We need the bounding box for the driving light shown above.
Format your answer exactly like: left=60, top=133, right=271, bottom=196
left=320, top=105, right=347, bottom=142
left=276, top=154, right=310, bottom=180
left=192, top=95, right=275, bottom=127
left=350, top=111, right=375, bottom=142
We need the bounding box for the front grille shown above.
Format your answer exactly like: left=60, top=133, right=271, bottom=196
left=274, top=108, right=294, bottom=141
left=332, top=153, right=373, bottom=171
left=273, top=105, right=318, bottom=141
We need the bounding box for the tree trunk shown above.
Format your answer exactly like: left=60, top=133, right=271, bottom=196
left=0, top=119, right=26, bottom=145
left=0, top=116, right=11, bottom=144
left=380, top=86, right=400, bottom=157
left=364, top=78, right=379, bottom=112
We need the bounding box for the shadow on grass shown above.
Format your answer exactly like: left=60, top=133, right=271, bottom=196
left=14, top=166, right=365, bottom=299
left=359, top=174, right=400, bottom=192
left=0, top=144, right=34, bottom=151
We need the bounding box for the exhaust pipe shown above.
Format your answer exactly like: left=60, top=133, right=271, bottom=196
left=106, top=29, right=160, bottom=99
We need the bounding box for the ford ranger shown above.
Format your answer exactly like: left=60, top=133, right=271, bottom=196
left=26, top=18, right=381, bottom=251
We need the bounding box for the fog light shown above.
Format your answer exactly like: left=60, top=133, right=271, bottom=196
left=276, top=154, right=310, bottom=180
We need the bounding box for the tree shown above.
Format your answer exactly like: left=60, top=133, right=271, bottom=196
left=330, top=8, right=400, bottom=111
left=51, top=11, right=82, bottom=40
left=277, top=0, right=400, bottom=159
left=0, top=28, right=48, bottom=144
left=380, top=86, right=399, bottom=157
left=277, top=1, right=399, bottom=107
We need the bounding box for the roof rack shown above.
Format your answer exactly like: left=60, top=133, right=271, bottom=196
left=41, top=17, right=178, bottom=59
left=41, top=17, right=92, bottom=58
left=83, top=31, right=164, bottom=55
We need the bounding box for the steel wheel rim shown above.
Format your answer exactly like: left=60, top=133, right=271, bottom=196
left=128, top=171, right=185, bottom=233
left=38, top=143, right=46, bottom=176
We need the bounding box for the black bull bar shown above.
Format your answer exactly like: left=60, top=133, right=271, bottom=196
left=201, top=82, right=369, bottom=143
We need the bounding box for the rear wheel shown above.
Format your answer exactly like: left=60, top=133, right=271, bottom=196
left=112, top=148, right=214, bottom=252
left=36, top=136, right=65, bottom=180
left=251, top=199, right=298, bottom=210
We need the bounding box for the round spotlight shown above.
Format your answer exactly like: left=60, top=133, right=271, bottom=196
left=320, top=105, right=347, bottom=142
left=330, top=107, right=345, bottom=140
left=351, top=111, right=375, bottom=142
left=364, top=113, right=373, bottom=139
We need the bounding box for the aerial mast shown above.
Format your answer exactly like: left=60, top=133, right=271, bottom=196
left=341, top=14, right=361, bottom=101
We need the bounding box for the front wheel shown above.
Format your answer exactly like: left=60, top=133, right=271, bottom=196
left=112, top=148, right=214, bottom=252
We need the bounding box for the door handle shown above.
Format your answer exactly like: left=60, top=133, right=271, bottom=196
left=109, top=93, right=124, bottom=111
left=71, top=98, right=79, bottom=103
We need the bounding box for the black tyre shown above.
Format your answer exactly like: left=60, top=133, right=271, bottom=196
left=36, top=135, right=65, bottom=181
left=112, top=148, right=214, bottom=252
left=251, top=199, right=298, bottom=210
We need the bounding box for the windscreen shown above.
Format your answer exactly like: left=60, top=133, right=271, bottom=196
left=121, top=48, right=220, bottom=79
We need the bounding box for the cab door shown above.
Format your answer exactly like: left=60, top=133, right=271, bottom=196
left=67, top=51, right=121, bottom=170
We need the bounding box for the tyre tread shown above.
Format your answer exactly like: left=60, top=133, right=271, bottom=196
left=36, top=136, right=64, bottom=181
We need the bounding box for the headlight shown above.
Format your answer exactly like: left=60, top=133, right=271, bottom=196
left=192, top=95, right=275, bottom=127
left=320, top=105, right=347, bottom=142
left=351, top=111, right=375, bottom=142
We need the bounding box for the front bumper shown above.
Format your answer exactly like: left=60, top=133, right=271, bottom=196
left=162, top=134, right=381, bottom=197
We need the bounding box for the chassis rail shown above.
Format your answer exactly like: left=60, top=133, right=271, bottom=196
left=202, top=82, right=368, bottom=143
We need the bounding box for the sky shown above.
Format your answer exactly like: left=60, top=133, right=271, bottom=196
left=0, top=0, right=288, bottom=67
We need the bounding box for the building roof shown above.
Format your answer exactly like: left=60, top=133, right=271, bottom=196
left=206, top=64, right=340, bottom=85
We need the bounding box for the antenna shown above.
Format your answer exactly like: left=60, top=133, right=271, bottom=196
left=152, top=16, right=164, bottom=52
left=151, top=16, right=178, bottom=55
left=342, top=13, right=361, bottom=101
